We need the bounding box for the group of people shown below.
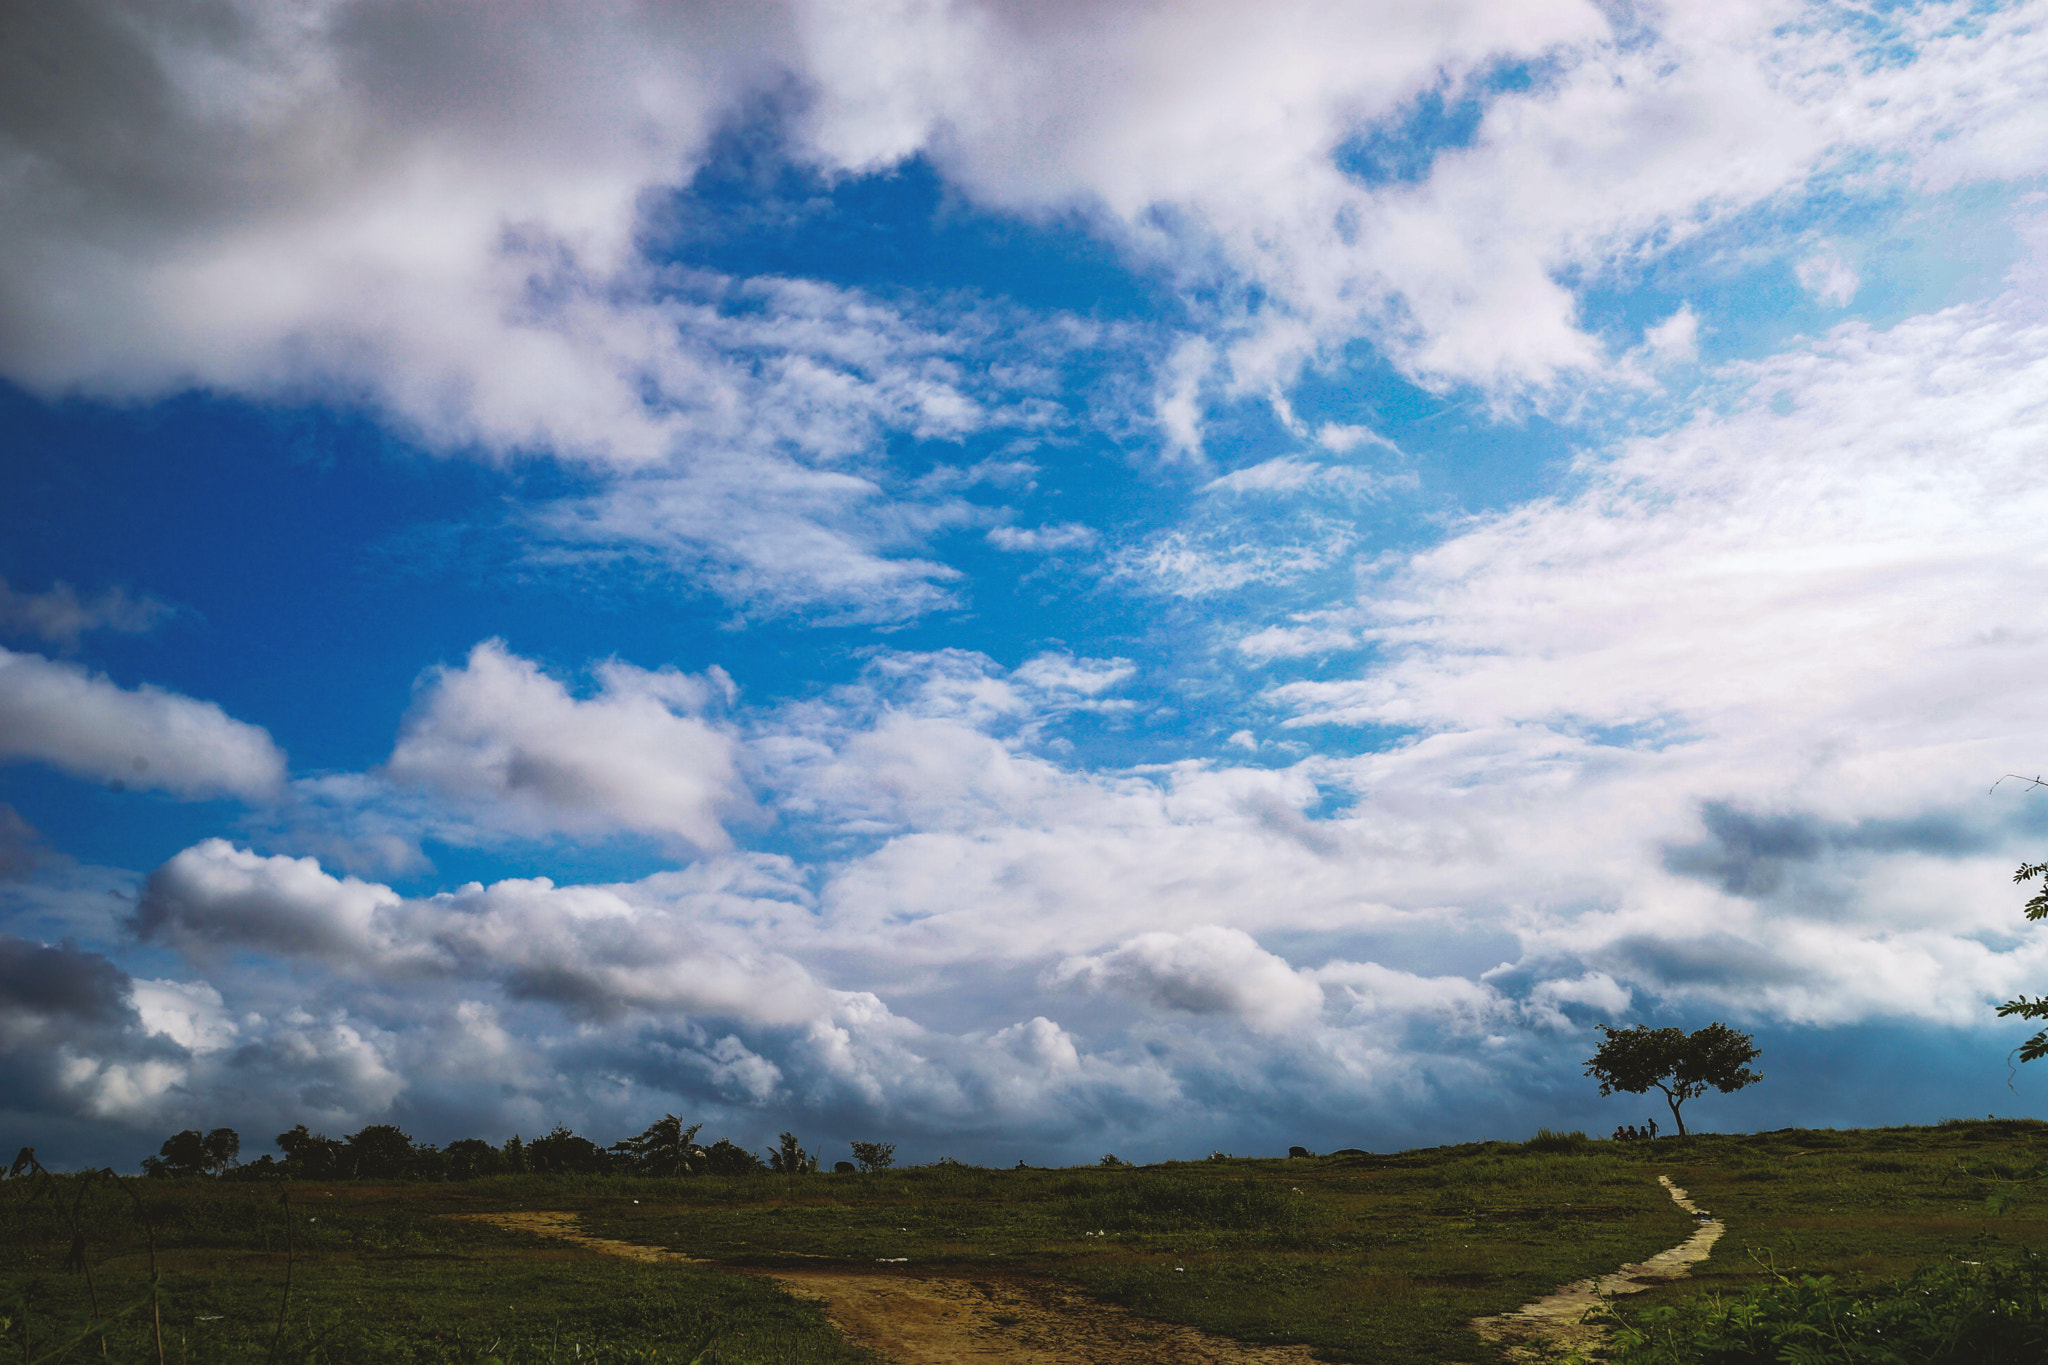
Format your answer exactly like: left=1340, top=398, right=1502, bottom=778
left=1612, top=1119, right=1661, bottom=1141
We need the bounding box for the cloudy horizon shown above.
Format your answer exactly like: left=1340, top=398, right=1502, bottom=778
left=5, top=0, right=2048, bottom=1171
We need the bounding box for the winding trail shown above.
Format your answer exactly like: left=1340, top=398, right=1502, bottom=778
left=1469, top=1176, right=1724, bottom=1361
left=461, top=1176, right=1721, bottom=1364
left=455, top=1210, right=1318, bottom=1364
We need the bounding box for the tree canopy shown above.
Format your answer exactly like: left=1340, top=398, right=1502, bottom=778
left=1583, top=1021, right=1762, bottom=1136
left=1996, top=861, right=2048, bottom=1060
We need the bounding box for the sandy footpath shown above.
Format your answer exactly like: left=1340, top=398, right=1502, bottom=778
left=1468, top=1175, right=1724, bottom=1361
left=464, top=1177, right=1721, bottom=1365
left=458, top=1209, right=1319, bottom=1364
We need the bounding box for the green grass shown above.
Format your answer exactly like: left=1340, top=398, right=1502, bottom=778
left=0, top=1179, right=877, bottom=1363
left=574, top=1145, right=1694, bottom=1362
left=7, top=1122, right=2047, bottom=1364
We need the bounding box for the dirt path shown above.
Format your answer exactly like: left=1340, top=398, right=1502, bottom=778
left=465, top=1181, right=1719, bottom=1365
left=458, top=1210, right=1319, bottom=1364
left=1469, top=1175, right=1724, bottom=1362
left=451, top=1209, right=706, bottom=1264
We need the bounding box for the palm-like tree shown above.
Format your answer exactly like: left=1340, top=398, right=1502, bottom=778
left=616, top=1115, right=707, bottom=1176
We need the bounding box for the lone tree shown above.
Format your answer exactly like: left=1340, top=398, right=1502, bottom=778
left=1996, top=860, right=2048, bottom=1061
left=1584, top=1022, right=1762, bottom=1136
left=848, top=1140, right=895, bottom=1173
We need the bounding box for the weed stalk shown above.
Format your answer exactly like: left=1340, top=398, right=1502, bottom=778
left=265, top=1191, right=293, bottom=1365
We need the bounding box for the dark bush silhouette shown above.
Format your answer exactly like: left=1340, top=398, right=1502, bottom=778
left=704, top=1138, right=763, bottom=1176
left=141, top=1127, right=240, bottom=1177
left=527, top=1124, right=609, bottom=1174
left=849, top=1140, right=896, bottom=1172
left=275, top=1125, right=344, bottom=1179
left=344, top=1124, right=416, bottom=1180
left=445, top=1138, right=505, bottom=1180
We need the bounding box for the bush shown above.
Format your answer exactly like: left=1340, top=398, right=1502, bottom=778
left=1522, top=1128, right=1591, bottom=1155
left=1611, top=1251, right=2048, bottom=1364
left=849, top=1140, right=895, bottom=1172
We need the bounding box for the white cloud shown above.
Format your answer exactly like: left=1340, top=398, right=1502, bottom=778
left=1643, top=305, right=1700, bottom=363
left=2, top=1, right=2040, bottom=451
left=1235, top=619, right=1362, bottom=661
left=1796, top=245, right=1861, bottom=307
left=136, top=838, right=409, bottom=964
left=1203, top=457, right=1395, bottom=499
left=1011, top=652, right=1135, bottom=698
left=1315, top=423, right=1398, bottom=455
left=1060, top=926, right=1325, bottom=1034
left=0, top=647, right=285, bottom=799
left=385, top=640, right=750, bottom=852
left=986, top=522, right=1100, bottom=552
left=129, top=978, right=239, bottom=1054
left=1118, top=527, right=1354, bottom=597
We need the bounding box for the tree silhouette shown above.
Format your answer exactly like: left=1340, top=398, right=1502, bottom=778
left=768, top=1132, right=815, bottom=1174
left=1997, top=860, right=2048, bottom=1061
left=614, top=1115, right=706, bottom=1176
left=1584, top=1022, right=1761, bottom=1136
left=848, top=1140, right=895, bottom=1172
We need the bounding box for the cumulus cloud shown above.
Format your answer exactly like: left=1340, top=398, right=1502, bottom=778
left=8, top=1, right=2034, bottom=483
left=133, top=839, right=829, bottom=1024
left=1060, top=927, right=1326, bottom=1033
left=0, top=647, right=286, bottom=799
left=135, top=838, right=409, bottom=964
left=0, top=934, right=135, bottom=1040
left=0, top=934, right=196, bottom=1126
left=385, top=639, right=750, bottom=851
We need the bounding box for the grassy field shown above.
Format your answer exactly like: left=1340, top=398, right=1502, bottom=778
left=3, top=1120, right=2045, bottom=1364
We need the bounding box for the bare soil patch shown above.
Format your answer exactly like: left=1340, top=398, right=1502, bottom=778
left=452, top=1209, right=705, bottom=1264
left=461, top=1210, right=1322, bottom=1364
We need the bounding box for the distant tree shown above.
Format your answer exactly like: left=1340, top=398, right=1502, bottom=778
left=201, top=1128, right=240, bottom=1175
left=345, top=1124, right=416, bottom=1180
left=275, top=1125, right=344, bottom=1179
left=767, top=1132, right=816, bottom=1175
left=527, top=1125, right=609, bottom=1174
left=142, top=1129, right=208, bottom=1178
left=446, top=1138, right=505, bottom=1181
left=702, top=1138, right=762, bottom=1176
left=1997, top=861, right=2048, bottom=1061
left=501, top=1134, right=528, bottom=1175
left=1584, top=1022, right=1762, bottom=1137
left=405, top=1142, right=449, bottom=1181
left=848, top=1140, right=895, bottom=1173
left=614, top=1116, right=707, bottom=1176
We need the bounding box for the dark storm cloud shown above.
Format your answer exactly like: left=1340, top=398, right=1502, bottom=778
left=0, top=934, right=134, bottom=1026
left=1663, top=801, right=1991, bottom=898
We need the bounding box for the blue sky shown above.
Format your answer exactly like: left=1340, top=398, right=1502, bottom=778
left=5, top=0, right=2048, bottom=1169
